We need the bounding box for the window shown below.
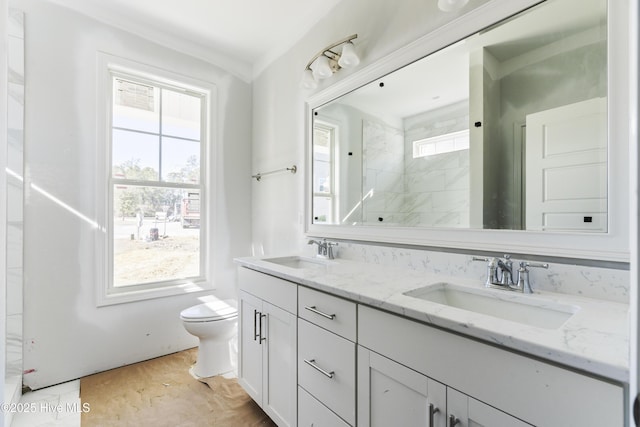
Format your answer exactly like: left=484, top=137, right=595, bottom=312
left=313, top=121, right=337, bottom=223
left=98, top=55, right=214, bottom=305
left=412, top=129, right=469, bottom=158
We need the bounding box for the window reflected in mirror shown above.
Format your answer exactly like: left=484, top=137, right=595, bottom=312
left=313, top=121, right=337, bottom=224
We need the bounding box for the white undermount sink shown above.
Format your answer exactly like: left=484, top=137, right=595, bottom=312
left=403, top=282, right=579, bottom=329
left=262, top=256, right=333, bottom=269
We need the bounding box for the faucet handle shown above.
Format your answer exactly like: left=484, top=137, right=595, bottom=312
left=522, top=261, right=549, bottom=269
left=514, top=261, right=549, bottom=293
left=473, top=256, right=498, bottom=265
left=325, top=241, right=338, bottom=259
left=307, top=239, right=324, bottom=256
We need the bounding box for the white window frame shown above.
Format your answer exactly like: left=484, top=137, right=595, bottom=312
left=412, top=129, right=470, bottom=158
left=96, top=53, right=216, bottom=306
left=312, top=120, right=338, bottom=224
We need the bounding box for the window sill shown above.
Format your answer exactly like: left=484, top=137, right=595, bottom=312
left=96, top=279, right=214, bottom=307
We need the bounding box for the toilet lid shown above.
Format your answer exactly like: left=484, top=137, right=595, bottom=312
left=180, top=299, right=238, bottom=321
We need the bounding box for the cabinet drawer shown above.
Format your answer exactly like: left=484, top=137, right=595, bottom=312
left=299, top=286, right=356, bottom=340
left=298, top=386, right=350, bottom=427
left=298, top=319, right=356, bottom=425
left=237, top=267, right=297, bottom=313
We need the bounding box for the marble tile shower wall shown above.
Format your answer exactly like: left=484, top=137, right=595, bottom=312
left=360, top=102, right=471, bottom=227
left=335, top=242, right=629, bottom=304
left=403, top=101, right=470, bottom=228
left=7, top=8, right=25, bottom=380
left=362, top=119, right=405, bottom=225
left=403, top=150, right=469, bottom=227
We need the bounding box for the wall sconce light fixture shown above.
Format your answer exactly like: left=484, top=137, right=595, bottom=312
left=437, top=0, right=469, bottom=12
left=300, top=34, right=360, bottom=90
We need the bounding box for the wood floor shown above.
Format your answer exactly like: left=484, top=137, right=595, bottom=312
left=80, top=348, right=276, bottom=426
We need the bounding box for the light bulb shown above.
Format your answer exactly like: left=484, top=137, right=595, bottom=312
left=311, top=56, right=333, bottom=80
left=300, top=69, right=318, bottom=90
left=338, top=42, right=360, bottom=68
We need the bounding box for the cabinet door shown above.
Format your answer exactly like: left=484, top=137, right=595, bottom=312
left=263, top=301, right=297, bottom=427
left=447, top=388, right=531, bottom=427
left=238, top=290, right=264, bottom=405
left=358, top=346, right=446, bottom=427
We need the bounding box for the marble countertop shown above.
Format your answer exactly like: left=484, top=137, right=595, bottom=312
left=235, top=255, right=630, bottom=383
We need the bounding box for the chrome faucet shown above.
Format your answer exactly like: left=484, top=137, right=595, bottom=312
left=473, top=255, right=548, bottom=293
left=473, top=254, right=513, bottom=288
left=307, top=238, right=338, bottom=259
left=496, top=255, right=513, bottom=286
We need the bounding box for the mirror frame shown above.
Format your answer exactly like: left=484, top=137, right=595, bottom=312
left=305, top=0, right=631, bottom=262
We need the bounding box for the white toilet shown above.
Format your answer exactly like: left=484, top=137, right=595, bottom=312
left=180, top=298, right=238, bottom=379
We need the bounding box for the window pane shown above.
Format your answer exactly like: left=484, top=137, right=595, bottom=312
left=313, top=160, right=331, bottom=193
left=112, top=129, right=159, bottom=180
left=113, top=78, right=160, bottom=133
left=313, top=196, right=332, bottom=223
left=313, top=125, right=332, bottom=194
left=314, top=126, right=330, bottom=149
left=113, top=185, right=200, bottom=287
left=161, top=137, right=200, bottom=183
left=413, top=130, right=470, bottom=158
left=162, top=89, right=201, bottom=140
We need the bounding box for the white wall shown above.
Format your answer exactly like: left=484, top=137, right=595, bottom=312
left=1, top=0, right=9, bottom=424
left=4, top=8, right=23, bottom=422
left=629, top=0, right=639, bottom=419
left=251, top=0, right=491, bottom=255
left=15, top=0, right=252, bottom=389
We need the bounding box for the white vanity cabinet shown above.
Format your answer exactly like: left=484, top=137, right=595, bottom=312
left=358, top=305, right=624, bottom=427
left=237, top=267, right=297, bottom=427
left=297, top=287, right=357, bottom=426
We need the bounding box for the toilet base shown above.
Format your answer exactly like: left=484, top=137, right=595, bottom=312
left=189, top=365, right=236, bottom=381
left=190, top=335, right=238, bottom=379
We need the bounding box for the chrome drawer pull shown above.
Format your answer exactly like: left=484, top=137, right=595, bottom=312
left=303, top=358, right=335, bottom=379
left=304, top=305, right=336, bottom=320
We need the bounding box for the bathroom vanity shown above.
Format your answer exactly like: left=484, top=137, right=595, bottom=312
left=235, top=256, right=628, bottom=427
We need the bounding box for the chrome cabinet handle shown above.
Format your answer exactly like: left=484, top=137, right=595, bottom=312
left=253, top=309, right=259, bottom=341
left=449, top=415, right=460, bottom=427
left=304, top=305, right=336, bottom=320
left=259, top=313, right=266, bottom=343
left=303, top=358, right=335, bottom=378
left=429, top=403, right=439, bottom=426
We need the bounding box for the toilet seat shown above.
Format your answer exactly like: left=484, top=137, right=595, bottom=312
left=180, top=299, right=238, bottom=322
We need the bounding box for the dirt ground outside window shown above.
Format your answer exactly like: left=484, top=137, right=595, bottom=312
left=113, top=217, right=200, bottom=286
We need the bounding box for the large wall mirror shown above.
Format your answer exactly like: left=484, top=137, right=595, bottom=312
left=306, top=0, right=630, bottom=262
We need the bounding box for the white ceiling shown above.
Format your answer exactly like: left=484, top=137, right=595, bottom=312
left=45, top=0, right=345, bottom=82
